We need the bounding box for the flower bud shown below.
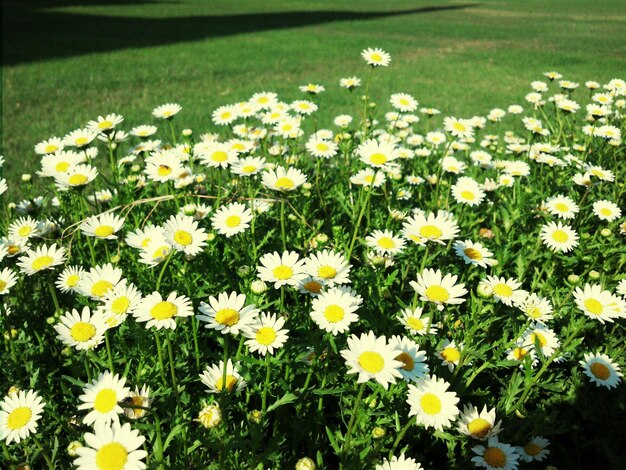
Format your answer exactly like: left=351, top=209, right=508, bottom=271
left=302, top=182, right=312, bottom=190
left=198, top=403, right=221, bottom=429
left=237, top=265, right=251, bottom=276
left=110, top=254, right=121, bottom=264
left=7, top=385, right=20, bottom=397
left=206, top=233, right=216, bottom=242
left=600, top=228, right=611, bottom=237
left=372, top=426, right=386, bottom=440
left=477, top=282, right=494, bottom=298
left=182, top=204, right=196, bottom=216
left=21, top=174, right=32, bottom=183
left=295, top=457, right=316, bottom=470
left=247, top=409, right=263, bottom=424
left=589, top=270, right=600, bottom=280
left=567, top=274, right=580, bottom=284
left=250, top=280, right=268, bottom=295
left=182, top=129, right=193, bottom=137
left=67, top=440, right=83, bottom=457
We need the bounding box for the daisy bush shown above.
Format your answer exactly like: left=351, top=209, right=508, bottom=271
left=1, top=50, right=625, bottom=469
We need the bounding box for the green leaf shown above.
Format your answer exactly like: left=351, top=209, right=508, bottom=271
left=266, top=392, right=297, bottom=413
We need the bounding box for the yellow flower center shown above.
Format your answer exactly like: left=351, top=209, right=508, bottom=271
left=32, top=255, right=54, bottom=271
left=316, top=143, right=329, bottom=151
left=526, top=306, right=542, bottom=319
left=420, top=393, right=442, bottom=415
left=275, top=177, right=294, bottom=189
left=425, top=285, right=449, bottom=303
left=493, top=283, right=513, bottom=298
left=256, top=326, right=277, bottom=345
left=529, top=332, right=547, bottom=347
left=95, top=225, right=115, bottom=238
left=419, top=225, right=442, bottom=239
left=65, top=275, right=80, bottom=288
left=7, top=407, right=32, bottom=430
left=318, top=265, right=337, bottom=279
left=323, top=305, right=345, bottom=323
left=75, top=137, right=88, bottom=146
left=371, top=53, right=382, bottom=62
left=70, top=321, right=96, bottom=342
left=94, top=388, right=117, bottom=413
left=369, top=153, right=387, bottom=165
left=216, top=374, right=237, bottom=392
left=98, top=120, right=114, bottom=129
left=0, top=280, right=6, bottom=291
left=215, top=308, right=239, bottom=326
left=150, top=301, right=178, bottom=320
left=152, top=245, right=170, bottom=261
left=395, top=352, right=414, bottom=371
left=18, top=226, right=32, bottom=237
left=551, top=230, right=569, bottom=243
left=69, top=174, right=88, bottom=185
left=590, top=362, right=611, bottom=380
left=111, top=296, right=130, bottom=315
left=157, top=165, right=172, bottom=177
left=358, top=351, right=384, bottom=374
left=225, top=215, right=241, bottom=228
left=399, top=98, right=409, bottom=106
left=441, top=347, right=460, bottom=363
left=483, top=447, right=507, bottom=468
left=92, top=280, right=114, bottom=298
left=174, top=230, right=193, bottom=246
left=524, top=443, right=542, bottom=457
left=406, top=317, right=424, bottom=331
left=600, top=208, right=612, bottom=217
left=584, top=298, right=603, bottom=315
left=364, top=175, right=375, bottom=184
left=464, top=247, right=483, bottom=260
left=273, top=265, right=293, bottom=280
left=378, top=237, right=395, bottom=249
left=95, top=442, right=128, bottom=470
left=303, top=280, right=322, bottom=294
left=460, top=190, right=475, bottom=201
left=45, top=144, right=59, bottom=153
left=453, top=122, right=467, bottom=132
left=211, top=151, right=228, bottom=162
left=512, top=347, right=528, bottom=361
left=468, top=418, right=492, bottom=438
left=555, top=202, right=569, bottom=212
left=242, top=165, right=256, bottom=173
left=55, top=161, right=71, bottom=172
left=8, top=245, right=20, bottom=255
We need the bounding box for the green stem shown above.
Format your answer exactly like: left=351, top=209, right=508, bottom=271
left=222, top=335, right=229, bottom=391
left=154, top=332, right=167, bottom=382
left=389, top=416, right=416, bottom=459
left=280, top=198, right=287, bottom=251
left=261, top=354, right=272, bottom=415
left=166, top=335, right=179, bottom=403
left=33, top=435, right=54, bottom=469
left=47, top=280, right=61, bottom=315
left=346, top=184, right=374, bottom=259
left=105, top=330, right=115, bottom=373
left=342, top=382, right=367, bottom=458
left=83, top=352, right=92, bottom=382
left=155, top=251, right=174, bottom=291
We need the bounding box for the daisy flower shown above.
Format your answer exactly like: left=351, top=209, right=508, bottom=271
left=1, top=237, right=30, bottom=258
left=125, top=224, right=165, bottom=250
left=453, top=240, right=495, bottom=268
left=134, top=291, right=193, bottom=330
left=484, top=276, right=526, bottom=307
left=592, top=200, right=622, bottom=222
left=87, top=113, right=124, bottom=134
left=304, top=250, right=351, bottom=286
left=0, top=268, right=18, bottom=295
left=350, top=168, right=386, bottom=187
left=153, top=103, right=182, bottom=119
left=163, top=214, right=207, bottom=256
left=230, top=156, right=266, bottom=176
left=78, top=371, right=130, bottom=427
left=299, top=83, right=325, bottom=94
left=388, top=335, right=429, bottom=383
left=310, top=286, right=361, bottom=335
left=212, top=104, right=239, bottom=125
left=573, top=283, right=622, bottom=323
left=407, top=375, right=460, bottom=431
left=357, top=139, right=399, bottom=168
left=123, top=385, right=152, bottom=420
left=451, top=177, right=485, bottom=206
left=197, top=291, right=259, bottom=335
left=74, top=421, right=147, bottom=470
left=39, top=150, right=83, bottom=177
left=305, top=137, right=338, bottom=159
left=516, top=436, right=550, bottom=463
left=261, top=166, right=307, bottom=192
left=580, top=352, right=622, bottom=389
left=130, top=124, right=157, bottom=138
left=361, top=47, right=391, bottom=67
left=297, top=276, right=326, bottom=296
left=78, top=263, right=124, bottom=299
left=249, top=91, right=278, bottom=109
left=9, top=216, right=40, bottom=240
left=410, top=269, right=467, bottom=311
left=291, top=100, right=318, bottom=115
left=244, top=312, right=289, bottom=356
left=144, top=152, right=182, bottom=183
left=339, top=77, right=361, bottom=89
left=471, top=437, right=519, bottom=470
left=17, top=243, right=66, bottom=276
left=0, top=389, right=45, bottom=444
left=365, top=229, right=406, bottom=255
left=199, top=359, right=246, bottom=394
left=99, top=281, right=143, bottom=328
left=257, top=251, right=307, bottom=288
left=398, top=307, right=437, bottom=336
left=443, top=117, right=474, bottom=139
left=376, top=454, right=423, bottom=470
left=390, top=93, right=418, bottom=112
left=437, top=339, right=463, bottom=371
left=506, top=341, right=538, bottom=368
left=457, top=405, right=503, bottom=440
left=402, top=211, right=459, bottom=245
left=54, top=164, right=98, bottom=190
left=340, top=331, right=402, bottom=389
left=521, top=323, right=560, bottom=357
left=196, top=142, right=238, bottom=169
left=138, top=237, right=173, bottom=268
left=54, top=306, right=108, bottom=351
left=211, top=202, right=254, bottom=238
left=35, top=136, right=64, bottom=155
left=514, top=293, right=553, bottom=323
left=540, top=221, right=579, bottom=252
left=80, top=212, right=125, bottom=240
left=63, top=129, right=98, bottom=148
left=544, top=194, right=579, bottom=219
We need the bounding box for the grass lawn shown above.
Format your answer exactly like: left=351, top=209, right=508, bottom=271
left=2, top=0, right=625, bottom=180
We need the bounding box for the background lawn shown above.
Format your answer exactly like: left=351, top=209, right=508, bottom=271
left=2, top=0, right=625, bottom=181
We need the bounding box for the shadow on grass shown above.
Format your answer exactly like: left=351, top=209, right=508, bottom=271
left=3, top=1, right=479, bottom=65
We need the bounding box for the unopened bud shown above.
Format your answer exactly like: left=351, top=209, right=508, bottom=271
left=477, top=282, right=494, bottom=298
left=250, top=280, right=268, bottom=295
left=198, top=403, right=222, bottom=429
left=295, top=457, right=316, bottom=470
left=182, top=129, right=193, bottom=137
left=21, top=174, right=32, bottom=183
left=372, top=426, right=386, bottom=440
left=567, top=274, right=580, bottom=284
left=600, top=228, right=611, bottom=237
left=248, top=409, right=263, bottom=424
left=589, top=270, right=600, bottom=280
left=67, top=441, right=83, bottom=457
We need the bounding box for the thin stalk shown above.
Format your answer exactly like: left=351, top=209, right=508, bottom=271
left=154, top=332, right=167, bottom=382
left=280, top=198, right=287, bottom=251
left=346, top=184, right=374, bottom=259
left=47, top=280, right=61, bottom=315
left=166, top=336, right=179, bottom=403
left=222, top=335, right=229, bottom=391
left=342, top=382, right=367, bottom=458
left=389, top=416, right=416, bottom=459
left=155, top=251, right=174, bottom=291
left=105, top=330, right=115, bottom=373
left=261, top=354, right=272, bottom=415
